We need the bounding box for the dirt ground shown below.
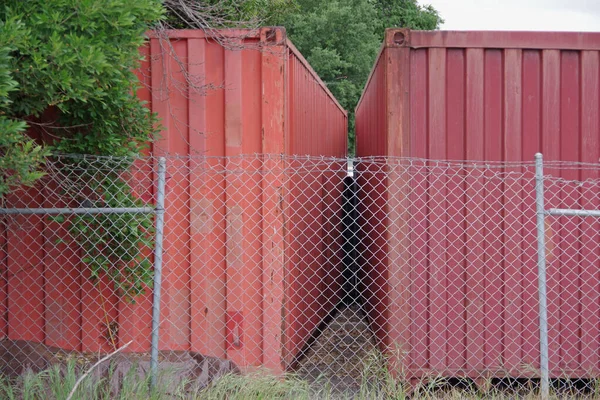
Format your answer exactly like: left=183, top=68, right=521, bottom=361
left=296, top=303, right=381, bottom=396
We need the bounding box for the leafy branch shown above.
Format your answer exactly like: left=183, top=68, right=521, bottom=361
left=51, top=158, right=155, bottom=302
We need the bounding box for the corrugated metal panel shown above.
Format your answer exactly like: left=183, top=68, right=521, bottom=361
left=141, top=28, right=348, bottom=371
left=356, top=28, right=600, bottom=379
left=5, top=189, right=45, bottom=344
left=283, top=44, right=347, bottom=366
left=358, top=29, right=600, bottom=162
left=355, top=55, right=389, bottom=349
left=1, top=28, right=347, bottom=373
left=287, top=41, right=347, bottom=156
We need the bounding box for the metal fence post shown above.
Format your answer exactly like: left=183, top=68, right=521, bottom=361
left=535, top=153, right=550, bottom=400
left=150, top=157, right=167, bottom=389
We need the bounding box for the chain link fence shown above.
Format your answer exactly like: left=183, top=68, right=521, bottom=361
left=0, top=153, right=599, bottom=396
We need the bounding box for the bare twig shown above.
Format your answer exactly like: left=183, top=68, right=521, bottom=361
left=158, top=0, right=286, bottom=51
left=23, top=119, right=93, bottom=130
left=65, top=340, right=133, bottom=400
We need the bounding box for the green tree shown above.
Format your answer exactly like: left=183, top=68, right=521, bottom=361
left=0, top=18, right=48, bottom=196
left=0, top=0, right=163, bottom=159
left=281, top=0, right=442, bottom=154
left=373, top=0, right=443, bottom=37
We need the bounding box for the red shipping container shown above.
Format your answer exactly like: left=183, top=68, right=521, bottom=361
left=355, top=29, right=600, bottom=381
left=0, top=28, right=347, bottom=374
left=141, top=28, right=347, bottom=372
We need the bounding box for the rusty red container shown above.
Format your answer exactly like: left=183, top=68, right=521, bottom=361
left=141, top=28, right=347, bottom=372
left=0, top=28, right=347, bottom=373
left=355, top=29, right=600, bottom=381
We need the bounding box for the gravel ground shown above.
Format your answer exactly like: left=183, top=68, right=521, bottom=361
left=296, top=303, right=381, bottom=397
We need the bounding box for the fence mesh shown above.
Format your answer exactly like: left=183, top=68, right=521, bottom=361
left=0, top=154, right=599, bottom=396
left=543, top=166, right=600, bottom=388
left=0, top=155, right=156, bottom=355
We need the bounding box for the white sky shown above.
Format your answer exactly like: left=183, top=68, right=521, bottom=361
left=420, top=0, right=600, bottom=31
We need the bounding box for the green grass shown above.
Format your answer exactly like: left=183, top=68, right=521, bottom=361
left=194, top=371, right=311, bottom=400
left=0, top=360, right=183, bottom=400
left=1, top=359, right=599, bottom=400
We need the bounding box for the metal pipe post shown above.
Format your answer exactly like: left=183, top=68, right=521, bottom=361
left=535, top=153, right=550, bottom=400
left=150, top=157, right=167, bottom=389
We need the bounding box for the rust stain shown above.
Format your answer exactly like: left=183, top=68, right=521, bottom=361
left=191, top=198, right=213, bottom=233
left=226, top=205, right=244, bottom=269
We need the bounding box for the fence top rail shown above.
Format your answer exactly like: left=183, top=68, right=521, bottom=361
left=546, top=208, right=600, bottom=217
left=41, top=152, right=600, bottom=169
left=2, top=154, right=600, bottom=209
left=0, top=207, right=156, bottom=215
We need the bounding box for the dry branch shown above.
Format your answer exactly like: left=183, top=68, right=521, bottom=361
left=65, top=340, right=133, bottom=400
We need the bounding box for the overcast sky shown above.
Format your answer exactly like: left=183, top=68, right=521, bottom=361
left=421, top=0, right=600, bottom=31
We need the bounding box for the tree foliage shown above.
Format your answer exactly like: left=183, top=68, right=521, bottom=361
left=0, top=18, right=49, bottom=196
left=373, top=0, right=443, bottom=37
left=280, top=0, right=443, bottom=153
left=0, top=0, right=164, bottom=199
